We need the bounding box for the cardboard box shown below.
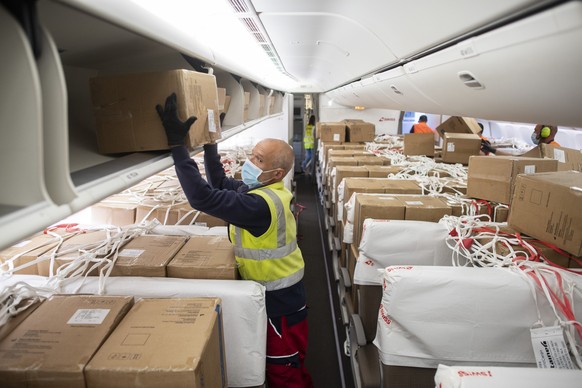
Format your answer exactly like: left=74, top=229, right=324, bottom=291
left=0, top=233, right=71, bottom=275
left=435, top=116, right=481, bottom=138
left=467, top=156, right=559, bottom=204
left=508, top=171, right=582, bottom=256
left=442, top=133, right=481, bottom=164
left=365, top=165, right=405, bottom=178
left=90, top=70, right=221, bottom=153
left=91, top=195, right=140, bottom=226
left=395, top=195, right=452, bottom=222
left=167, top=236, right=238, bottom=280
left=110, top=235, right=187, bottom=277
left=344, top=119, right=375, bottom=142
left=542, top=144, right=582, bottom=172
left=355, top=156, right=386, bottom=166
left=343, top=179, right=422, bottom=208
left=404, top=133, right=435, bottom=157
left=317, top=122, right=346, bottom=143
left=0, top=300, right=43, bottom=342
left=37, top=230, right=114, bottom=277
left=135, top=200, right=190, bottom=225
left=85, top=298, right=227, bottom=388
left=0, top=295, right=133, bottom=388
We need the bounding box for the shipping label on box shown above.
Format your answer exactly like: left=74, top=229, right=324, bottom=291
left=90, top=70, right=221, bottom=153
left=467, top=156, right=558, bottom=204
left=167, top=236, right=238, bottom=280
left=508, top=171, right=582, bottom=256
left=85, top=298, right=227, bottom=388
left=0, top=295, right=132, bottom=388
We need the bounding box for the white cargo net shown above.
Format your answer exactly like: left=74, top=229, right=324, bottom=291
left=440, top=214, right=582, bottom=368
left=0, top=220, right=160, bottom=323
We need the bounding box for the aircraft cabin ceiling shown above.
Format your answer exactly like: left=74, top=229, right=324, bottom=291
left=250, top=0, right=548, bottom=92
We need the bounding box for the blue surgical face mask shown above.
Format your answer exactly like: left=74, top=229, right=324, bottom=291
left=241, top=159, right=276, bottom=189
left=531, top=132, right=540, bottom=145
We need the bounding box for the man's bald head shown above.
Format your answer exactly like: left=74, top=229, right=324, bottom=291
left=252, top=138, right=295, bottom=181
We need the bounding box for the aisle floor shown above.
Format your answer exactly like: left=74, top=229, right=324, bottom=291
left=294, top=173, right=355, bottom=388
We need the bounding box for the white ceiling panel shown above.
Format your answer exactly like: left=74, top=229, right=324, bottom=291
left=251, top=0, right=543, bottom=91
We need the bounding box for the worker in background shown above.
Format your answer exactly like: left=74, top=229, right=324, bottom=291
left=477, top=123, right=497, bottom=155
left=301, top=115, right=315, bottom=175
left=409, top=114, right=435, bottom=133
left=156, top=93, right=313, bottom=388
left=531, top=124, right=561, bottom=146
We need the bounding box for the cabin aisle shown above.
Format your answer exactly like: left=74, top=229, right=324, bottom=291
left=294, top=173, right=354, bottom=388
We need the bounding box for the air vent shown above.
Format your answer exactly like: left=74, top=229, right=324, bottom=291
left=227, top=0, right=296, bottom=81
left=458, top=71, right=485, bottom=89
left=390, top=85, right=403, bottom=95
left=228, top=0, right=249, bottom=13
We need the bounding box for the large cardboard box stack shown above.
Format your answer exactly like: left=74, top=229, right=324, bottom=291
left=467, top=156, right=558, bottom=204
left=317, top=122, right=346, bottom=143
left=85, top=298, right=227, bottom=388
left=441, top=133, right=481, bottom=164
left=343, top=119, right=375, bottom=142
left=435, top=116, right=481, bottom=138
left=404, top=133, right=435, bottom=157
left=167, top=235, right=238, bottom=280
left=508, top=171, right=582, bottom=256
left=90, top=70, right=221, bottom=153
left=0, top=295, right=133, bottom=387
left=111, top=235, right=188, bottom=277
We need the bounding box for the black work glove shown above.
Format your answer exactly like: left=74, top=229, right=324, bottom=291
left=480, top=140, right=496, bottom=155
left=155, top=93, right=197, bottom=146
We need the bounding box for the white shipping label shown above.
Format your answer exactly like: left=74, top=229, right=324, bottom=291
left=405, top=201, right=424, bottom=205
left=530, top=325, right=575, bottom=369
left=447, top=143, right=455, bottom=152
left=68, top=309, right=110, bottom=325
left=208, top=109, right=217, bottom=132
left=119, top=249, right=144, bottom=258
left=553, top=148, right=566, bottom=163
left=333, top=134, right=340, bottom=141
left=524, top=165, right=536, bottom=174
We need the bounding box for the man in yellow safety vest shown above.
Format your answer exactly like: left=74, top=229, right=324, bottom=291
left=156, top=93, right=313, bottom=388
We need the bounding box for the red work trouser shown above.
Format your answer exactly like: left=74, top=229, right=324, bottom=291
left=266, top=309, right=313, bottom=388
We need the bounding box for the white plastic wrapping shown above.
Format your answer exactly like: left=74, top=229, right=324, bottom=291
left=374, top=266, right=582, bottom=368
left=1, top=275, right=266, bottom=387
left=354, top=219, right=453, bottom=285
left=434, top=364, right=582, bottom=388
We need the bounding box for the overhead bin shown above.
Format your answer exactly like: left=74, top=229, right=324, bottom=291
left=402, top=1, right=582, bottom=127
left=0, top=6, right=70, bottom=249
left=326, top=1, right=582, bottom=128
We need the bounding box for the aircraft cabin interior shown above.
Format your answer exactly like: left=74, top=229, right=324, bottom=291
left=0, top=1, right=581, bottom=387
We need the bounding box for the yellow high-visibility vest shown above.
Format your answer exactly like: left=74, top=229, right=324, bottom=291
left=303, top=124, right=314, bottom=149
left=229, top=181, right=304, bottom=291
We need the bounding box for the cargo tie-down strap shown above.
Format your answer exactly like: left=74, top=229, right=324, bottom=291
left=441, top=214, right=582, bottom=368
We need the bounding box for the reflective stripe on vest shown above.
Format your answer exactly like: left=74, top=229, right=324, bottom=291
left=230, top=184, right=304, bottom=291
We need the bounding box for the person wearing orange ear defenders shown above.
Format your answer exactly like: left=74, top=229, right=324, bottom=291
left=531, top=124, right=560, bottom=146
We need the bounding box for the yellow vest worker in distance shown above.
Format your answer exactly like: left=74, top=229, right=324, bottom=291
left=409, top=114, right=436, bottom=134
left=301, top=115, right=316, bottom=174
left=156, top=93, right=313, bottom=388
